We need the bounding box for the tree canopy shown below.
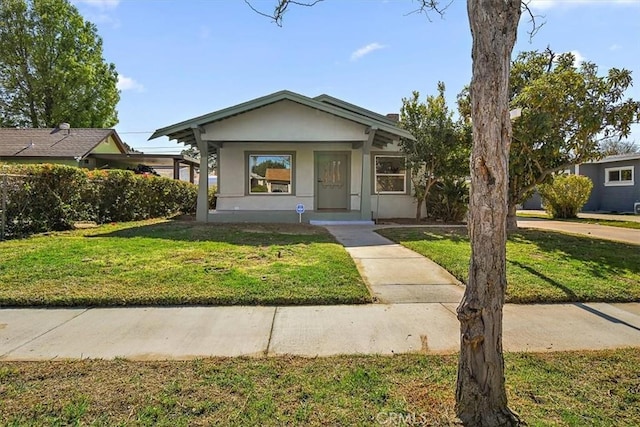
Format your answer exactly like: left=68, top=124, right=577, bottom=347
left=506, top=48, right=640, bottom=227
left=399, top=82, right=470, bottom=220
left=0, top=0, right=120, bottom=128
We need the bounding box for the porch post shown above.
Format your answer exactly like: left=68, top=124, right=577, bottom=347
left=173, top=159, right=180, bottom=180
left=193, top=126, right=209, bottom=223
left=360, top=127, right=376, bottom=220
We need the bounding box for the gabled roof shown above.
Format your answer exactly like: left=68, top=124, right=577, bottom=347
left=149, top=90, right=414, bottom=146
left=0, top=128, right=126, bottom=159
left=588, top=153, right=640, bottom=164
left=313, top=94, right=399, bottom=126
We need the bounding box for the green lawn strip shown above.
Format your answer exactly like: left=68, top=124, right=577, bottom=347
left=517, top=212, right=640, bottom=230
left=377, top=227, right=640, bottom=303
left=0, top=220, right=370, bottom=306
left=0, top=349, right=638, bottom=425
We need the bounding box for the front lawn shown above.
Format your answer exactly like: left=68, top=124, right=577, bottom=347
left=0, top=220, right=370, bottom=306
left=377, top=227, right=640, bottom=303
left=1, top=350, right=638, bottom=425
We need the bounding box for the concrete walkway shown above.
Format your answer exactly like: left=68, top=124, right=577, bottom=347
left=325, top=225, right=464, bottom=303
left=518, top=217, right=640, bottom=245
left=1, top=303, right=639, bottom=360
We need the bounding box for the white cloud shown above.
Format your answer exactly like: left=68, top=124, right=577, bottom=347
left=73, top=0, right=120, bottom=9
left=350, top=42, right=386, bottom=61
left=610, top=43, right=622, bottom=51
left=570, top=50, right=585, bottom=65
left=117, top=75, right=144, bottom=92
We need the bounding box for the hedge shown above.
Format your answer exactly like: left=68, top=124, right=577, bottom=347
left=0, top=163, right=197, bottom=238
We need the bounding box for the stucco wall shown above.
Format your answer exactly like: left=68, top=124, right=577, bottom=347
left=89, top=135, right=124, bottom=154
left=202, top=100, right=367, bottom=142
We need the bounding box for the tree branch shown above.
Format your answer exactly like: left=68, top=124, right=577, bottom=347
left=405, top=0, right=453, bottom=20
left=521, top=1, right=545, bottom=40
left=244, top=0, right=323, bottom=27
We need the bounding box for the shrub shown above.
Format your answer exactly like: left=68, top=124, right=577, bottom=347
left=251, top=185, right=267, bottom=193
left=1, top=164, right=197, bottom=238
left=426, top=178, right=469, bottom=222
left=538, top=174, right=593, bottom=219
left=1, top=164, right=91, bottom=235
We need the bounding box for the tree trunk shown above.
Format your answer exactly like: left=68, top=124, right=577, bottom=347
left=456, top=1, right=522, bottom=426
left=506, top=201, right=518, bottom=231
left=415, top=196, right=424, bottom=222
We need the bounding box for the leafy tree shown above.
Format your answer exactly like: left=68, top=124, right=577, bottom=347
left=599, top=138, right=639, bottom=156
left=249, top=1, right=523, bottom=424
left=399, top=83, right=470, bottom=221
left=250, top=159, right=288, bottom=177
left=506, top=48, right=640, bottom=229
left=0, top=0, right=119, bottom=128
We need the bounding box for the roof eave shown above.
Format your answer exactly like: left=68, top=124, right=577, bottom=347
left=151, top=90, right=415, bottom=142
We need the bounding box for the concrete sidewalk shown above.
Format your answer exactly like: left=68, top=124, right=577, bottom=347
left=518, top=217, right=640, bottom=245
left=325, top=225, right=464, bottom=303
left=1, top=303, right=639, bottom=360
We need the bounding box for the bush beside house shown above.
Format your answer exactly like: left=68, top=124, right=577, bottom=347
left=538, top=174, right=593, bottom=219
left=1, top=164, right=197, bottom=238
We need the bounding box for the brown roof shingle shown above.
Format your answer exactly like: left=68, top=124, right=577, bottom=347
left=265, top=168, right=291, bottom=182
left=0, top=128, right=122, bottom=158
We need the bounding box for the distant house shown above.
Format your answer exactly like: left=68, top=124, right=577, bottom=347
left=580, top=154, right=639, bottom=213
left=265, top=168, right=291, bottom=193
left=150, top=90, right=417, bottom=223
left=523, top=153, right=640, bottom=213
left=0, top=125, right=199, bottom=182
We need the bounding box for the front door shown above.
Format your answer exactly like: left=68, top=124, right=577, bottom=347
left=315, top=152, right=349, bottom=210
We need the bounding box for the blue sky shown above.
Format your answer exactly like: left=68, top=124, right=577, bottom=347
left=71, top=0, right=640, bottom=153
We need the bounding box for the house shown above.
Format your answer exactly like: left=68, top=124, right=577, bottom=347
left=150, top=90, right=417, bottom=223
left=522, top=153, right=640, bottom=213
left=0, top=126, right=199, bottom=182
left=580, top=154, right=639, bottom=213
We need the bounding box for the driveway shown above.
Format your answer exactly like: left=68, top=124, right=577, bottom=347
left=517, top=217, right=640, bottom=245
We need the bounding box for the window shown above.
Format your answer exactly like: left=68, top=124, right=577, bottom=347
left=248, top=154, right=293, bottom=194
left=375, top=155, right=406, bottom=194
left=605, top=166, right=634, bottom=186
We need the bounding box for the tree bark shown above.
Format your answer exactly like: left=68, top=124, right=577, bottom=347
left=456, top=1, right=522, bottom=426
left=506, top=201, right=518, bottom=231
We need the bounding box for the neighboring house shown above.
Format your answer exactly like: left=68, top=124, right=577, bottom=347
left=150, top=90, right=417, bottom=223
left=580, top=154, right=639, bottom=213
left=0, top=126, right=199, bottom=182
left=522, top=153, right=640, bottom=213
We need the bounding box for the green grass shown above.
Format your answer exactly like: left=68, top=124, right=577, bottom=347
left=0, top=220, right=370, bottom=306
left=0, top=350, right=638, bottom=425
left=377, top=227, right=640, bottom=303
left=517, top=212, right=640, bottom=230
